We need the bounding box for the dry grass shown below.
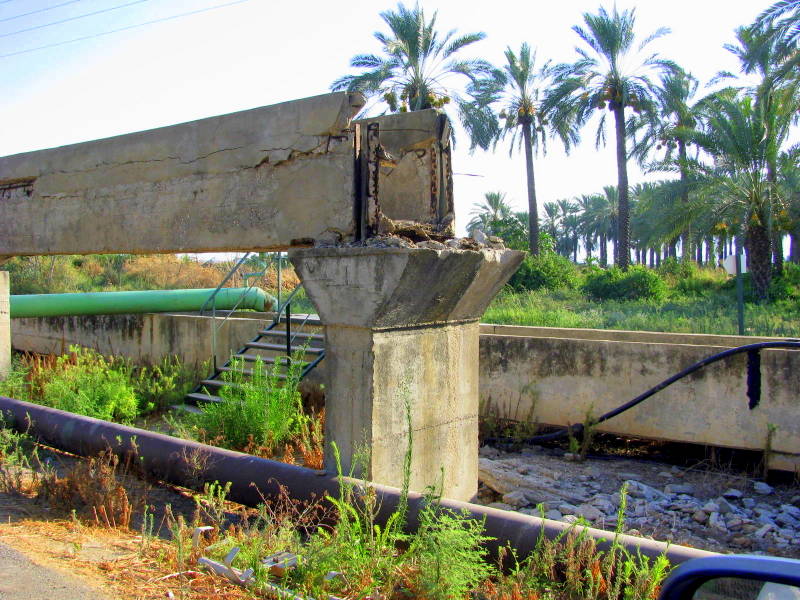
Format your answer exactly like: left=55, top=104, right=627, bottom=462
left=124, top=255, right=225, bottom=289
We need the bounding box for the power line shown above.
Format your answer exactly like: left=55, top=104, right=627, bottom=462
left=1, top=0, right=150, bottom=39
left=0, top=0, right=253, bottom=59
left=0, top=0, right=85, bottom=24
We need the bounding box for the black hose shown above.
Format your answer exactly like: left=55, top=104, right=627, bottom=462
left=485, top=340, right=800, bottom=446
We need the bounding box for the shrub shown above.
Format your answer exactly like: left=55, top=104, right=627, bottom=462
left=0, top=349, right=195, bottom=422
left=196, top=354, right=306, bottom=451
left=656, top=256, right=697, bottom=280
left=769, top=263, right=800, bottom=301
left=582, top=266, right=667, bottom=301
left=36, top=347, right=139, bottom=423
left=508, top=252, right=579, bottom=292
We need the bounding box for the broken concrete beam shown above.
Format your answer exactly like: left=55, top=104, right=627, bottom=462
left=356, top=109, right=453, bottom=231
left=291, top=246, right=523, bottom=501
left=0, top=92, right=364, bottom=256
left=0, top=272, right=8, bottom=380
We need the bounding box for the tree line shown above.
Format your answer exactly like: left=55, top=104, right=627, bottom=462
left=332, top=2, right=800, bottom=299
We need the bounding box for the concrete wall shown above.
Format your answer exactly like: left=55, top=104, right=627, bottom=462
left=0, top=93, right=363, bottom=256
left=11, top=316, right=800, bottom=471
left=11, top=312, right=272, bottom=369
left=0, top=272, right=8, bottom=380
left=478, top=324, right=800, bottom=471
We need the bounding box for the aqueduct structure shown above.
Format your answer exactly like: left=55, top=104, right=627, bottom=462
left=0, top=92, right=523, bottom=501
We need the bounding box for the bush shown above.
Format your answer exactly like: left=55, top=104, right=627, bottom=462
left=196, top=354, right=306, bottom=451
left=582, top=266, right=667, bottom=301
left=508, top=252, right=579, bottom=292
left=656, top=257, right=697, bottom=280
left=768, top=263, right=800, bottom=301
left=36, top=347, right=139, bottom=423
left=0, top=349, right=198, bottom=422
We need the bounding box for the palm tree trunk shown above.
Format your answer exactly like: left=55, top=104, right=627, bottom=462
left=600, top=233, right=608, bottom=267
left=613, top=104, right=630, bottom=270
left=747, top=221, right=773, bottom=301
left=678, top=141, right=692, bottom=262
left=522, top=120, right=539, bottom=255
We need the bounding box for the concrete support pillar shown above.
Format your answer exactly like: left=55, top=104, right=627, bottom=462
left=291, top=247, right=522, bottom=501
left=0, top=271, right=9, bottom=380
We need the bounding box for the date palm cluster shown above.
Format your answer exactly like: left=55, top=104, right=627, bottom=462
left=333, top=2, right=800, bottom=300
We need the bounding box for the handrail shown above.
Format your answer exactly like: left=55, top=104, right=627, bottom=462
left=486, top=340, right=800, bottom=445
left=199, top=252, right=252, bottom=315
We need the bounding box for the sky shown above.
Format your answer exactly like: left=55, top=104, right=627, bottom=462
left=0, top=0, right=770, bottom=239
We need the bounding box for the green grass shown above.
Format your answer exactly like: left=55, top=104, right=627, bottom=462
left=484, top=287, right=800, bottom=337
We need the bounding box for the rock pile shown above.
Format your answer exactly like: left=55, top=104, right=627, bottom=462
left=477, top=445, right=800, bottom=557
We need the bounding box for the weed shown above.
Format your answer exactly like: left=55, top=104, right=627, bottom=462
left=484, top=485, right=672, bottom=600
left=193, top=481, right=232, bottom=529
left=405, top=497, right=495, bottom=600
left=196, top=352, right=306, bottom=452
left=0, top=418, right=41, bottom=495
left=39, top=450, right=146, bottom=529
left=0, top=349, right=205, bottom=423
left=480, top=384, right=540, bottom=444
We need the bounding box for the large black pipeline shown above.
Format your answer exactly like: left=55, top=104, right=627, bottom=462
left=487, top=341, right=800, bottom=445
left=0, top=396, right=711, bottom=565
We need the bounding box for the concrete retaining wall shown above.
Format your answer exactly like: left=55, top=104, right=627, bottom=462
left=11, top=311, right=271, bottom=369
left=10, top=316, right=799, bottom=471
left=478, top=324, right=800, bottom=471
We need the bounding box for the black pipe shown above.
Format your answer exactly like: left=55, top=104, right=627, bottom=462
left=0, top=396, right=711, bottom=565
left=487, top=341, right=800, bottom=446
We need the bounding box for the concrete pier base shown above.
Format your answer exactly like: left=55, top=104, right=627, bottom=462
left=291, top=247, right=522, bottom=501
left=0, top=272, right=9, bottom=380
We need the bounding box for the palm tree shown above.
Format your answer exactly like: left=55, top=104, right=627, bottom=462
left=463, top=44, right=579, bottom=255
left=545, top=6, right=675, bottom=269
left=690, top=93, right=793, bottom=299
left=582, top=186, right=619, bottom=267
left=722, top=24, right=800, bottom=270
left=779, top=147, right=800, bottom=262
left=756, top=1, right=800, bottom=48
left=331, top=3, right=493, bottom=119
left=575, top=194, right=598, bottom=261
left=634, top=68, right=705, bottom=260
left=466, top=191, right=512, bottom=235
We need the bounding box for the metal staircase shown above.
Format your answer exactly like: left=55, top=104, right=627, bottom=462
left=178, top=254, right=326, bottom=410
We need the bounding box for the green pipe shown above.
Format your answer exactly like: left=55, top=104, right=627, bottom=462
left=10, top=287, right=273, bottom=318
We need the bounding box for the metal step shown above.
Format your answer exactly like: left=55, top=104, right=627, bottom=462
left=275, top=313, right=322, bottom=325
left=170, top=403, right=204, bottom=414
left=259, top=330, right=324, bottom=342
left=186, top=392, right=223, bottom=404
left=244, top=341, right=323, bottom=354
left=218, top=363, right=304, bottom=377
left=200, top=372, right=290, bottom=389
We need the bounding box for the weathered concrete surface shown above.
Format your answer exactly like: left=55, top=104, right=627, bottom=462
left=479, top=325, right=800, bottom=472
left=0, top=92, right=364, bottom=256
left=293, top=247, right=523, bottom=328
left=10, top=311, right=270, bottom=369
left=355, top=110, right=452, bottom=227
left=291, top=247, right=523, bottom=501
left=0, top=272, right=8, bottom=380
